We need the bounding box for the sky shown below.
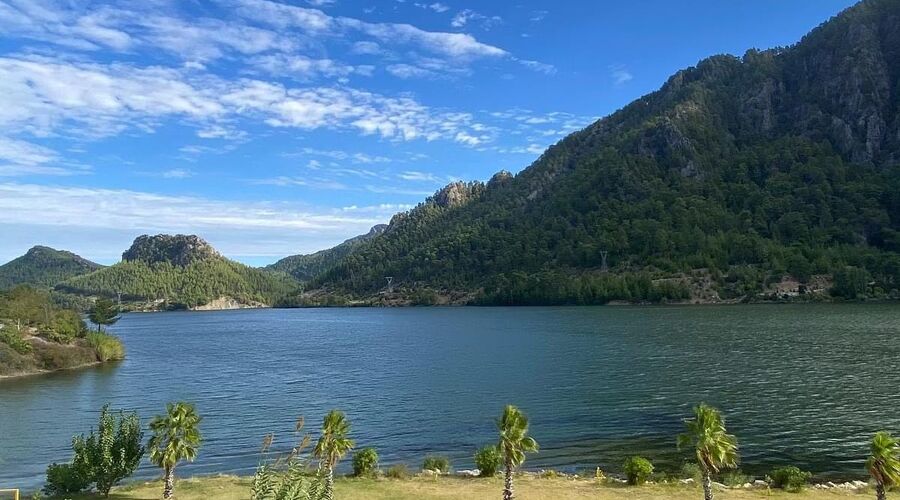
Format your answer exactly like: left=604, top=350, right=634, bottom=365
left=0, top=0, right=858, bottom=266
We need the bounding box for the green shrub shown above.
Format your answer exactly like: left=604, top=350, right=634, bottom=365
left=680, top=462, right=702, bottom=481
left=72, top=404, right=145, bottom=496
left=769, top=466, right=812, bottom=492
left=352, top=448, right=379, bottom=477
left=474, top=445, right=502, bottom=477
left=47, top=309, right=87, bottom=343
left=720, top=469, right=752, bottom=486
left=0, top=328, right=31, bottom=354
left=385, top=464, right=409, bottom=479
left=44, top=463, right=89, bottom=496
left=87, top=332, right=125, bottom=361
left=540, top=469, right=560, bottom=479
left=422, top=455, right=450, bottom=473
left=623, top=456, right=654, bottom=486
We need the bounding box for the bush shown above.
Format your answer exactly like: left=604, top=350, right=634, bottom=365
left=352, top=448, right=379, bottom=477
left=72, top=404, right=145, bottom=496
left=623, top=456, right=654, bottom=486
left=385, top=464, right=409, bottom=479
left=720, top=469, right=752, bottom=486
left=0, top=328, right=31, bottom=354
left=87, top=332, right=125, bottom=362
left=422, top=455, right=450, bottom=473
left=474, top=445, right=502, bottom=477
left=680, top=462, right=702, bottom=481
left=769, top=466, right=812, bottom=492
left=44, top=463, right=89, bottom=496
left=47, top=310, right=88, bottom=343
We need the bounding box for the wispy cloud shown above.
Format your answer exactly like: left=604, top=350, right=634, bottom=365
left=0, top=182, right=400, bottom=261
left=450, top=9, right=502, bottom=30
left=609, top=64, right=633, bottom=86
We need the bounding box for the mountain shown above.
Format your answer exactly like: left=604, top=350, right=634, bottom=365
left=268, top=224, right=388, bottom=281
left=310, top=0, right=900, bottom=305
left=58, top=234, right=298, bottom=309
left=0, top=246, right=103, bottom=290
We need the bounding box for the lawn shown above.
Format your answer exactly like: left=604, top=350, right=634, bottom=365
left=46, top=474, right=869, bottom=500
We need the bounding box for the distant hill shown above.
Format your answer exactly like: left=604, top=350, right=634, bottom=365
left=58, top=235, right=298, bottom=309
left=268, top=224, right=387, bottom=281
left=0, top=246, right=103, bottom=290
left=310, top=0, right=900, bottom=305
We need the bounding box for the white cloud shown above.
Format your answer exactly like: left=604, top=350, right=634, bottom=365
left=0, top=182, right=398, bottom=261
left=450, top=9, right=501, bottom=30
left=610, top=64, right=633, bottom=85
left=0, top=137, right=90, bottom=176
left=516, top=58, right=557, bottom=75
left=386, top=63, right=435, bottom=79
left=161, top=168, right=194, bottom=179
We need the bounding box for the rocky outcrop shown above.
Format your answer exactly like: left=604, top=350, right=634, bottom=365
left=191, top=297, right=267, bottom=311
left=123, top=234, right=220, bottom=267
left=429, top=181, right=485, bottom=208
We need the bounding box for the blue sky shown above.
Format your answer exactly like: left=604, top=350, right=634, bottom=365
left=0, top=0, right=857, bottom=265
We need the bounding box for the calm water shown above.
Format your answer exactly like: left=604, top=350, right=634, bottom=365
left=2, top=305, right=900, bottom=489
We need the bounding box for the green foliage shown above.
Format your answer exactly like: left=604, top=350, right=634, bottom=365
left=623, top=456, right=654, bottom=485
left=352, top=448, right=379, bottom=477
left=0, top=326, right=31, bottom=354
left=474, top=445, right=502, bottom=477
left=251, top=420, right=322, bottom=500
left=71, top=404, right=145, bottom=497
left=149, top=402, right=203, bottom=470
left=385, top=464, right=410, bottom=479
left=44, top=462, right=90, bottom=496
left=87, top=332, right=125, bottom=362
left=497, top=405, right=539, bottom=469
left=867, top=431, right=900, bottom=490
left=769, top=465, right=812, bottom=492
left=47, top=309, right=88, bottom=343
left=88, top=298, right=120, bottom=332
left=268, top=225, right=386, bottom=281
left=719, top=469, right=752, bottom=486
left=61, top=257, right=298, bottom=309
left=0, top=285, right=52, bottom=325
left=677, top=403, right=739, bottom=474
left=313, top=410, right=355, bottom=469
left=422, top=455, right=450, bottom=473
left=679, top=462, right=702, bottom=481
left=0, top=246, right=101, bottom=290
left=831, top=266, right=871, bottom=299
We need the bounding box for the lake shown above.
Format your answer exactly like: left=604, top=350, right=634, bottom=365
left=2, top=305, right=899, bottom=490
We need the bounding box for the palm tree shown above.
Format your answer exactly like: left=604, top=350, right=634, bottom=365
left=313, top=410, right=355, bottom=500
left=867, top=431, right=900, bottom=500
left=677, top=403, right=738, bottom=500
left=148, top=402, right=203, bottom=500
left=497, top=405, right=539, bottom=500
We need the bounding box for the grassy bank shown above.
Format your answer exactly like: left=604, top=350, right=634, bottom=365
left=52, top=474, right=868, bottom=500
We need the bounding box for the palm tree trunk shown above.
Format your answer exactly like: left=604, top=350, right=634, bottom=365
left=876, top=482, right=886, bottom=500
left=503, top=460, right=514, bottom=500
left=163, top=465, right=175, bottom=499
left=702, top=468, right=713, bottom=500
left=323, top=464, right=335, bottom=500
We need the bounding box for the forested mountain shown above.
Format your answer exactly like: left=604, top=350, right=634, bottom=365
left=58, top=235, right=298, bottom=309
left=0, top=246, right=103, bottom=290
left=268, top=224, right=387, bottom=281
left=310, top=0, right=900, bottom=305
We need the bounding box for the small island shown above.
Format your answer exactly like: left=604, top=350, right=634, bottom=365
left=0, top=286, right=124, bottom=378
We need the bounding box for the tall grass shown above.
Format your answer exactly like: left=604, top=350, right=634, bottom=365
left=87, top=332, right=125, bottom=361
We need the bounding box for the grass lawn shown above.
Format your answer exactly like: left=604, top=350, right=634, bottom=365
left=47, top=474, right=870, bottom=500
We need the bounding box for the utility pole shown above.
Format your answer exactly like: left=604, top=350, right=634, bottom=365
left=600, top=250, right=609, bottom=273
left=384, top=276, right=394, bottom=293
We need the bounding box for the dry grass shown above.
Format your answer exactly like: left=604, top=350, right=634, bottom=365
left=51, top=474, right=869, bottom=500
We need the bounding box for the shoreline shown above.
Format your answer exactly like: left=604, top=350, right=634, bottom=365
left=0, top=359, right=104, bottom=381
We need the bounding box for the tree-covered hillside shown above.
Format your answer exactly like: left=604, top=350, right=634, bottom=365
left=59, top=235, right=298, bottom=309
left=311, top=0, right=900, bottom=304
left=0, top=246, right=103, bottom=290
left=268, top=224, right=387, bottom=281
